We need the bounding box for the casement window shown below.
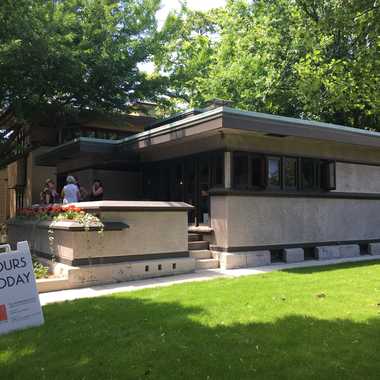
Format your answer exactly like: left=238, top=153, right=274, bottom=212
left=283, top=157, right=297, bottom=189
left=320, top=161, right=336, bottom=190
left=251, top=155, right=266, bottom=188
left=233, top=153, right=249, bottom=188
left=233, top=153, right=266, bottom=189
left=211, top=153, right=224, bottom=187
left=300, top=158, right=319, bottom=190
left=267, top=157, right=281, bottom=189
left=232, top=152, right=336, bottom=192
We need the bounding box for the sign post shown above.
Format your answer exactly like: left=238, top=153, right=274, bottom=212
left=0, top=241, right=44, bottom=336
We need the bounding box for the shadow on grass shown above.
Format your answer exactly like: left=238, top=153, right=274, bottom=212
left=1, top=295, right=379, bottom=380
left=283, top=259, right=380, bottom=275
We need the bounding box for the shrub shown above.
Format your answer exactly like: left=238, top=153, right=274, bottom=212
left=32, top=257, right=49, bottom=279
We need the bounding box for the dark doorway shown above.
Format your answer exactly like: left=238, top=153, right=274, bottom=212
left=142, top=152, right=224, bottom=225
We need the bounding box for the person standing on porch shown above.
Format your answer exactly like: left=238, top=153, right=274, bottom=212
left=90, top=179, right=104, bottom=201
left=61, top=175, right=80, bottom=204
left=40, top=179, right=60, bottom=205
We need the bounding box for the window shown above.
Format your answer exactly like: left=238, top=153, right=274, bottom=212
left=211, top=153, right=224, bottom=187
left=267, top=157, right=281, bottom=188
left=233, top=154, right=249, bottom=188
left=283, top=157, right=297, bottom=189
left=301, top=158, right=318, bottom=189
left=320, top=161, right=336, bottom=190
left=232, top=152, right=335, bottom=193
left=251, top=156, right=266, bottom=188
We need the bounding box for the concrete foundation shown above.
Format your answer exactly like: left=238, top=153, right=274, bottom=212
left=283, top=248, right=304, bottom=263
left=315, top=244, right=360, bottom=260
left=216, top=250, right=271, bottom=270
left=37, top=256, right=195, bottom=292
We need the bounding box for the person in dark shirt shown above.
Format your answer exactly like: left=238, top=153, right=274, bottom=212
left=91, top=179, right=104, bottom=201
left=40, top=179, right=60, bottom=205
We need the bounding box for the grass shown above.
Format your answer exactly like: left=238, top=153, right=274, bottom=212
left=1, top=261, right=380, bottom=380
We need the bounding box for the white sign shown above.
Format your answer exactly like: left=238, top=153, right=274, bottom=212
left=0, top=241, right=44, bottom=336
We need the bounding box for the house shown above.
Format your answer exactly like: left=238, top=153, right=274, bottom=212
left=0, top=107, right=155, bottom=220
left=31, top=100, right=380, bottom=269
left=4, top=101, right=380, bottom=290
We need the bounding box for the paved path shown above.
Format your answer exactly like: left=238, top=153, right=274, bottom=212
left=39, top=255, right=380, bottom=306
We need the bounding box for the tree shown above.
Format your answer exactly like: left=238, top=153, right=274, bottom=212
left=0, top=0, right=161, bottom=165
left=156, top=0, right=380, bottom=130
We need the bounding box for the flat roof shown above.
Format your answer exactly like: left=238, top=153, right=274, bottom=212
left=36, top=107, right=380, bottom=165
left=117, top=106, right=380, bottom=149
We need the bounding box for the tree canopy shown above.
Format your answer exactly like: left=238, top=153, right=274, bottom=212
left=156, top=0, right=380, bottom=130
left=0, top=0, right=163, bottom=164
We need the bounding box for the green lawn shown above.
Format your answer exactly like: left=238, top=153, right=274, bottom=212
left=1, top=262, right=380, bottom=380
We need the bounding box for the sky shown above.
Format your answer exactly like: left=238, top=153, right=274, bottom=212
left=156, top=0, right=226, bottom=28
left=139, top=0, right=226, bottom=72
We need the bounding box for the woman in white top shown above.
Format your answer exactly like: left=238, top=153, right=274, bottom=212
left=61, top=176, right=80, bottom=204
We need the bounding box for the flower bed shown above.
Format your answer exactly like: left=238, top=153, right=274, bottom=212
left=16, top=205, right=104, bottom=231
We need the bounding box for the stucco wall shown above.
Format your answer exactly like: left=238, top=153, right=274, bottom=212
left=7, top=208, right=189, bottom=262
left=211, top=195, right=380, bottom=249
left=334, top=162, right=380, bottom=193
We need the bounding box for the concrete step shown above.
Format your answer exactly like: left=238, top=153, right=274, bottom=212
left=189, top=250, right=212, bottom=259
left=188, top=233, right=202, bottom=242
left=195, top=258, right=219, bottom=270
left=189, top=240, right=209, bottom=250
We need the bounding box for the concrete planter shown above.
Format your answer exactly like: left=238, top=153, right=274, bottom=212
left=7, top=201, right=196, bottom=291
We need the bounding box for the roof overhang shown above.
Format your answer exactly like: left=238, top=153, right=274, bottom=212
left=35, top=107, right=380, bottom=167
left=222, top=108, right=380, bottom=148
left=35, top=138, right=119, bottom=166
left=116, top=106, right=380, bottom=152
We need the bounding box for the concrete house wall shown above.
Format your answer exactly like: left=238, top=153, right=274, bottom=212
left=208, top=129, right=380, bottom=265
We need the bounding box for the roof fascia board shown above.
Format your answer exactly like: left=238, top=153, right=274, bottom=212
left=118, top=107, right=224, bottom=148
left=223, top=107, right=380, bottom=140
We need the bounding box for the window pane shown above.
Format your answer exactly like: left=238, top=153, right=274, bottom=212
left=284, top=158, right=297, bottom=188
left=233, top=154, right=248, bottom=187
left=301, top=158, right=315, bottom=189
left=213, top=154, right=224, bottom=186
left=268, top=158, right=280, bottom=187
left=320, top=161, right=336, bottom=190
left=251, top=157, right=263, bottom=187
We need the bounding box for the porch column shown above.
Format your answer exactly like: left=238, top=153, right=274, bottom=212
left=224, top=151, right=232, bottom=189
